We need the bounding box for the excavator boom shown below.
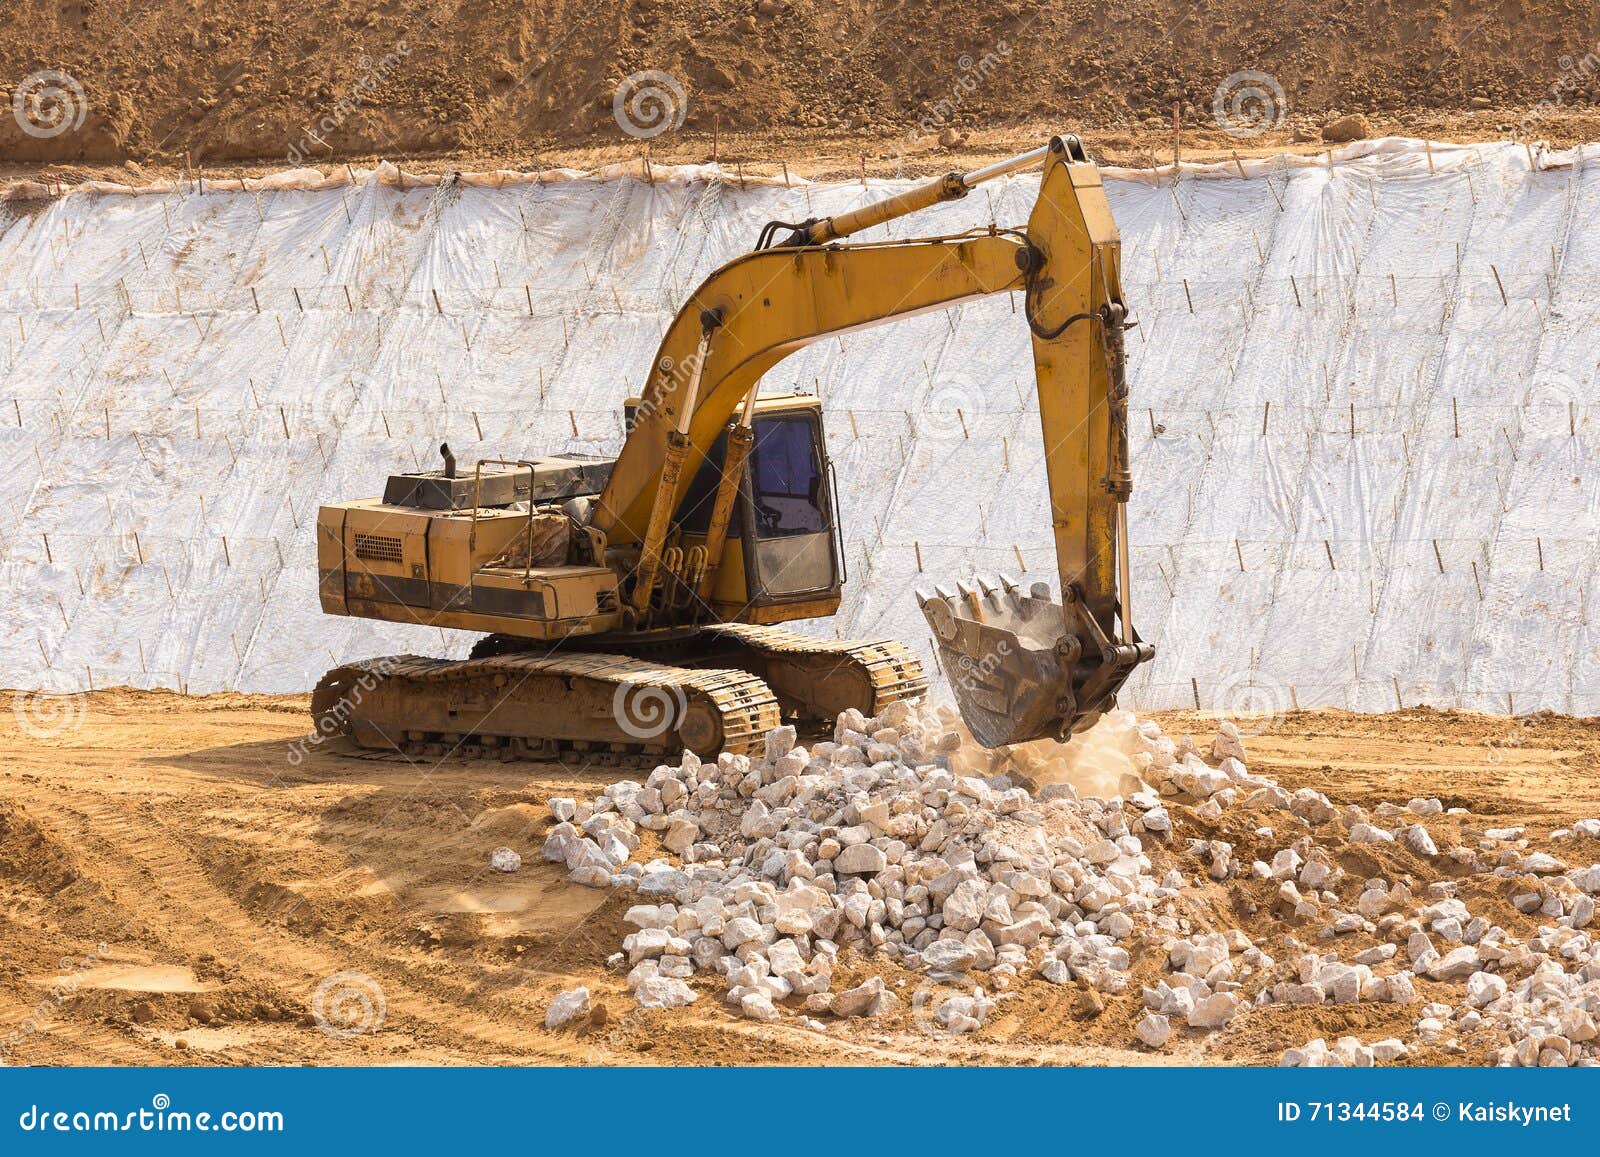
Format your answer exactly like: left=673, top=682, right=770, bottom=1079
left=593, top=136, right=1151, bottom=745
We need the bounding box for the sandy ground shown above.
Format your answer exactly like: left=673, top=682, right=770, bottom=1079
left=7, top=0, right=1600, bottom=171
left=1, top=688, right=1595, bottom=1067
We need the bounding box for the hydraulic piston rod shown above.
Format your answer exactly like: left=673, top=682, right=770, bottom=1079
left=787, top=145, right=1052, bottom=246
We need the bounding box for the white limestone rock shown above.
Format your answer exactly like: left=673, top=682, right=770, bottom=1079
left=1402, top=825, right=1439, bottom=856
left=933, top=989, right=995, bottom=1034
left=921, top=938, right=979, bottom=973
left=1211, top=721, right=1247, bottom=764
left=1384, top=973, right=1418, bottom=1004
left=1187, top=992, right=1240, bottom=1029
left=764, top=725, right=797, bottom=762
left=1427, top=946, right=1482, bottom=980
left=634, top=976, right=697, bottom=1009
left=834, top=843, right=889, bottom=875
left=1466, top=971, right=1507, bottom=1007
left=833, top=976, right=888, bottom=1018
left=545, top=987, right=590, bottom=1028
left=1349, top=823, right=1394, bottom=845
left=1136, top=1012, right=1171, bottom=1048
left=662, top=814, right=699, bottom=856
left=739, top=991, right=781, bottom=1022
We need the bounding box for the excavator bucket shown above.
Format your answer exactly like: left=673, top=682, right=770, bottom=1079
left=918, top=574, right=1146, bottom=748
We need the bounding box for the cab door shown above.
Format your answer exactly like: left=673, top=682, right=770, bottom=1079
left=741, top=411, right=840, bottom=602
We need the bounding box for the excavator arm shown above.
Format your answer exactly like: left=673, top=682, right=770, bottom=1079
left=590, top=136, right=1152, bottom=746
left=588, top=235, right=1028, bottom=543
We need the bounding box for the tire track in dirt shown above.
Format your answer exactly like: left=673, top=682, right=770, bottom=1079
left=19, top=794, right=580, bottom=1062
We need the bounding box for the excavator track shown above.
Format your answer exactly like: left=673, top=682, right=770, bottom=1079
left=697, top=623, right=929, bottom=721
left=470, top=623, right=927, bottom=725
left=310, top=652, right=780, bottom=766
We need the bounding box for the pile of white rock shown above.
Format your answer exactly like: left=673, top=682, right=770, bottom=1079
left=1262, top=834, right=1600, bottom=1063
left=540, top=701, right=1189, bottom=1030
left=531, top=700, right=1600, bottom=1066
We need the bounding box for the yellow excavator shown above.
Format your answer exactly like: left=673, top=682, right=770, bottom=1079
left=312, top=136, right=1152, bottom=761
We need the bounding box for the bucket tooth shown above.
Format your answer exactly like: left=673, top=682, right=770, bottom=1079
left=923, top=590, right=957, bottom=639
left=957, top=582, right=985, bottom=621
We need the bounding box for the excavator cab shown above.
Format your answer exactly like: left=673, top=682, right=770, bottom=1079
left=653, top=392, right=844, bottom=620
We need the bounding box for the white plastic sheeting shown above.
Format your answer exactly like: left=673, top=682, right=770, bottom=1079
left=1, top=140, right=1597, bottom=714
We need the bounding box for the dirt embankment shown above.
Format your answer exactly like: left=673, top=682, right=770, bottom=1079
left=4, top=0, right=1600, bottom=174
left=0, top=689, right=1595, bottom=1066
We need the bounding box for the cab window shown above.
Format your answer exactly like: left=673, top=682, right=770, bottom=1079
left=749, top=415, right=825, bottom=539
